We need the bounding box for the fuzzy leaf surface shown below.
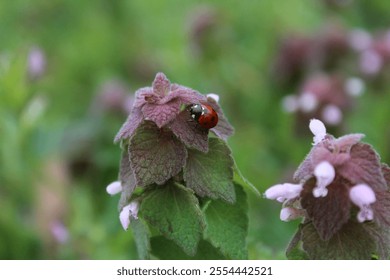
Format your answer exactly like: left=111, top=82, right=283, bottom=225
left=142, top=99, right=181, bottom=128
left=184, top=138, right=235, bottom=203
left=129, top=121, right=187, bottom=187
left=207, top=98, right=234, bottom=141
left=130, top=218, right=151, bottom=260
left=203, top=183, right=248, bottom=259
left=338, top=143, right=387, bottom=191
left=152, top=72, right=171, bottom=96
left=150, top=236, right=225, bottom=260
left=114, top=107, right=143, bottom=143
left=301, top=221, right=376, bottom=259
left=140, top=182, right=205, bottom=256
left=118, top=149, right=137, bottom=210
left=301, top=177, right=351, bottom=241
left=363, top=223, right=390, bottom=259
left=169, top=109, right=209, bottom=153
left=285, top=227, right=309, bottom=260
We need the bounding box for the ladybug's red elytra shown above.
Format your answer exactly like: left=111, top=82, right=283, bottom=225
left=188, top=103, right=219, bottom=129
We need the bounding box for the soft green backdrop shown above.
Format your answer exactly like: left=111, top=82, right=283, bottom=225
left=1, top=0, right=390, bottom=259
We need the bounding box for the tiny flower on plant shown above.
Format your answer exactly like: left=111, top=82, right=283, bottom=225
left=119, top=201, right=140, bottom=231
left=349, top=184, right=376, bottom=223
left=265, top=118, right=390, bottom=259
left=264, top=183, right=303, bottom=203
left=106, top=181, right=122, bottom=196
left=280, top=207, right=305, bottom=222
left=313, top=161, right=335, bottom=198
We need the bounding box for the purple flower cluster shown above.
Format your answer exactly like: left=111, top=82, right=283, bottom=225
left=265, top=119, right=390, bottom=259
left=274, top=24, right=390, bottom=130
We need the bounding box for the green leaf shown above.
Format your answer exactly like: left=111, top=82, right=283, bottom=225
left=150, top=236, right=225, bottom=260
left=129, top=121, right=187, bottom=187
left=140, top=182, right=205, bottom=256
left=233, top=159, right=261, bottom=197
left=363, top=222, right=390, bottom=260
left=130, top=218, right=151, bottom=260
left=285, top=227, right=309, bottom=260
left=203, top=183, right=248, bottom=259
left=184, top=138, right=236, bottom=203
left=301, top=221, right=376, bottom=259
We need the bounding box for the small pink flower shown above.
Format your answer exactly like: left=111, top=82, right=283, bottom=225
left=313, top=161, right=335, bottom=197
left=280, top=207, right=305, bottom=222
left=119, top=201, right=140, bottom=231
left=321, top=104, right=343, bottom=126
left=27, top=46, right=46, bottom=80
left=50, top=221, right=69, bottom=244
left=206, top=93, right=219, bottom=103
left=349, top=184, right=376, bottom=222
left=298, top=92, right=318, bottom=113
left=106, top=181, right=122, bottom=196
left=264, top=183, right=303, bottom=203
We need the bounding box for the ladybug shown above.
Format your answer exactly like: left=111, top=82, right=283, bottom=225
left=188, top=103, right=219, bottom=129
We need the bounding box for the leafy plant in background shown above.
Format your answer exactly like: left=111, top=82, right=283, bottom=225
left=106, top=73, right=257, bottom=259
left=265, top=119, right=390, bottom=259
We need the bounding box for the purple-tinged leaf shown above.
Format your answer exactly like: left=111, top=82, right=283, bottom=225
left=294, top=148, right=315, bottom=183
left=114, top=107, right=144, bottom=143
left=301, top=221, right=376, bottom=259
left=207, top=98, right=234, bottom=141
left=363, top=223, right=390, bottom=260
left=133, top=87, right=157, bottom=108
left=152, top=72, right=171, bottom=96
left=338, top=143, right=387, bottom=191
left=129, top=121, right=187, bottom=187
left=381, top=163, right=390, bottom=189
left=334, top=133, right=365, bottom=152
left=118, top=149, right=137, bottom=211
left=168, top=85, right=207, bottom=105
left=310, top=144, right=350, bottom=168
left=184, top=138, right=235, bottom=203
left=142, top=98, right=182, bottom=128
left=372, top=190, right=390, bottom=227
left=286, top=227, right=309, bottom=260
left=169, top=110, right=209, bottom=153
left=301, top=177, right=351, bottom=241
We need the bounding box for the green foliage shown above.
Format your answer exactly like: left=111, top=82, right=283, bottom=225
left=136, top=182, right=248, bottom=259
left=140, top=182, right=205, bottom=256
left=184, top=138, right=236, bottom=203
left=204, top=183, right=248, bottom=259
left=2, top=0, right=390, bottom=259
left=150, top=236, right=225, bottom=260
left=130, top=219, right=151, bottom=260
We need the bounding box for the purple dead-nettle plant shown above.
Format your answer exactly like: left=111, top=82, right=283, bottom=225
left=265, top=119, right=390, bottom=260
left=106, top=73, right=251, bottom=260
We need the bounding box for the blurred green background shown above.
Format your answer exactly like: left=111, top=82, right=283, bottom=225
left=1, top=0, right=390, bottom=259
